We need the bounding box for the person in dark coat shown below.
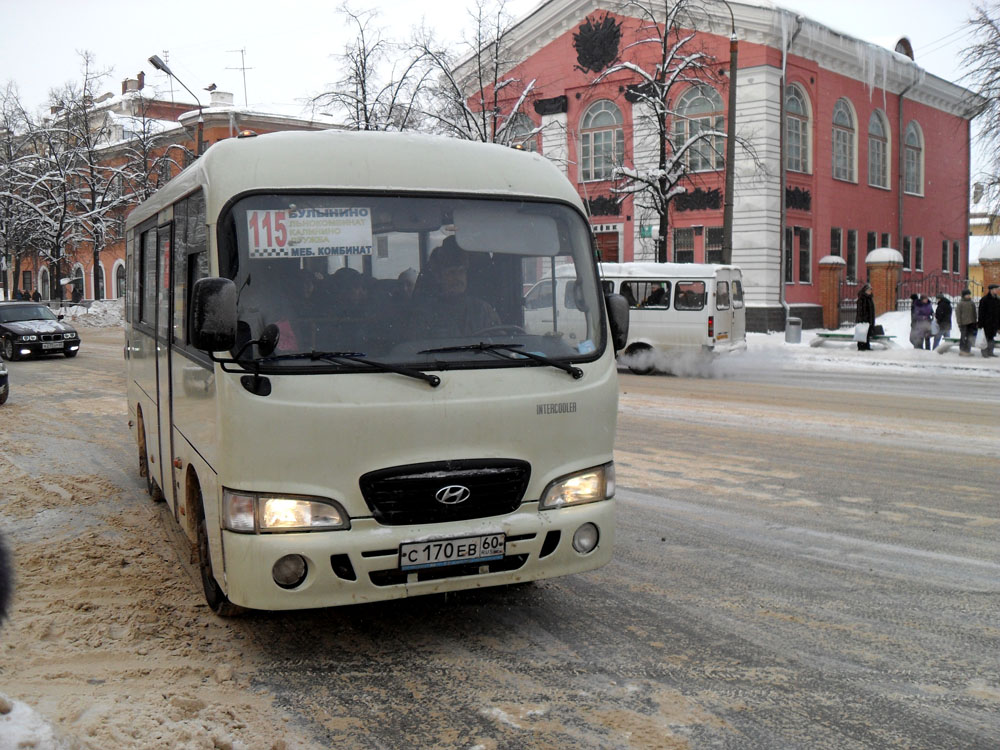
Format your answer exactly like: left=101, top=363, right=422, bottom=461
left=955, top=289, right=977, bottom=356
left=932, top=292, right=952, bottom=349
left=855, top=283, right=876, bottom=350
left=911, top=294, right=934, bottom=349
left=978, top=283, right=1000, bottom=358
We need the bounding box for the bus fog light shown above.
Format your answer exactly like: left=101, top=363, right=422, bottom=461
left=572, top=523, right=599, bottom=554
left=272, top=554, right=308, bottom=588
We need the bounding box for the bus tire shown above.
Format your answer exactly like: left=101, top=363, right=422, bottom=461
left=136, top=411, right=164, bottom=501
left=625, top=344, right=655, bottom=375
left=196, top=494, right=243, bottom=617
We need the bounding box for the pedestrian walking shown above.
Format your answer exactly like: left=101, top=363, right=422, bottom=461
left=855, top=283, right=876, bottom=351
left=978, top=284, right=1000, bottom=358
left=932, top=292, right=952, bottom=349
left=955, top=289, right=977, bottom=356
left=910, top=294, right=934, bottom=349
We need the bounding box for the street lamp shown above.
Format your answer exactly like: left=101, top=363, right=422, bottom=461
left=719, top=1, right=738, bottom=267
left=148, top=54, right=205, bottom=156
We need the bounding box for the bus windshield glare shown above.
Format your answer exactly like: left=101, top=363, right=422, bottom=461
left=220, top=194, right=604, bottom=370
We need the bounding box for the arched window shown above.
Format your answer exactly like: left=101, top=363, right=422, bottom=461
left=95, top=263, right=105, bottom=300
left=507, top=113, right=539, bottom=152
left=673, top=85, right=724, bottom=172
left=832, top=98, right=856, bottom=182
left=72, top=265, right=85, bottom=301
left=868, top=110, right=890, bottom=188
left=904, top=121, right=923, bottom=195
left=115, top=262, right=126, bottom=299
left=580, top=100, right=624, bottom=181
left=785, top=85, right=810, bottom=173
left=39, top=267, right=50, bottom=300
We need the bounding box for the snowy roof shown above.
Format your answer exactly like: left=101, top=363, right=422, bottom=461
left=866, top=247, right=904, bottom=264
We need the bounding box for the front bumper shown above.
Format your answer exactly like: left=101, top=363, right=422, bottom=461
left=220, top=500, right=615, bottom=610
left=11, top=338, right=80, bottom=357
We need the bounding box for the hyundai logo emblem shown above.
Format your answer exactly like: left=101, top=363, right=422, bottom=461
left=435, top=485, right=471, bottom=505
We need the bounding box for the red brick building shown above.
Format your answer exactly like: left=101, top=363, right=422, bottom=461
left=13, top=79, right=336, bottom=304
left=480, top=0, right=980, bottom=329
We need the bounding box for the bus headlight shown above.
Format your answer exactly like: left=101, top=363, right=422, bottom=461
left=223, top=489, right=350, bottom=532
left=539, top=463, right=615, bottom=510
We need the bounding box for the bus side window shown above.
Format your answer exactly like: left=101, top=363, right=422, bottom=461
left=643, top=281, right=669, bottom=308
left=601, top=280, right=614, bottom=295
left=675, top=281, right=706, bottom=310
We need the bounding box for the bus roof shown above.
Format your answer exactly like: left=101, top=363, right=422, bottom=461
left=598, top=261, right=741, bottom=278
left=126, top=130, right=586, bottom=229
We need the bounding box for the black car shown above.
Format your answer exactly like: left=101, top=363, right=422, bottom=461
left=0, top=359, right=8, bottom=404
left=0, top=302, right=81, bottom=360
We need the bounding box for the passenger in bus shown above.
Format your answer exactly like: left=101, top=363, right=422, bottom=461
left=328, top=267, right=369, bottom=314
left=620, top=283, right=638, bottom=308
left=643, top=283, right=667, bottom=307
left=410, top=237, right=501, bottom=337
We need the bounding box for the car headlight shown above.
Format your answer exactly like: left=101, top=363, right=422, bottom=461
left=20, top=335, right=37, bottom=342
left=539, top=463, right=615, bottom=510
left=63, top=332, right=75, bottom=339
left=222, top=489, right=350, bottom=532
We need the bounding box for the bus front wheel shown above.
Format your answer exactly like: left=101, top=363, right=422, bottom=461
left=196, top=496, right=243, bottom=617
left=136, top=413, right=163, bottom=501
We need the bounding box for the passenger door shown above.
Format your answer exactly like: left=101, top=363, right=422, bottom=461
left=155, top=220, right=177, bottom=511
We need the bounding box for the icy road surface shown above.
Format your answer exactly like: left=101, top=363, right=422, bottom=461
left=1, top=322, right=998, bottom=749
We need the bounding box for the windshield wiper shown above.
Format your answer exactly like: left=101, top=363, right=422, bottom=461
left=418, top=342, right=583, bottom=379
left=258, top=350, right=441, bottom=387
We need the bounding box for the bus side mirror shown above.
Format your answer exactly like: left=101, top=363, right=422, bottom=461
left=604, top=293, right=629, bottom=352
left=191, top=277, right=238, bottom=353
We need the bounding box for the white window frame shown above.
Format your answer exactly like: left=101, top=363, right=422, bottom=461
left=904, top=121, right=924, bottom=196
left=785, top=85, right=811, bottom=174
left=868, top=110, right=890, bottom=189
left=673, top=84, right=724, bottom=172
left=832, top=98, right=856, bottom=182
left=580, top=100, right=624, bottom=182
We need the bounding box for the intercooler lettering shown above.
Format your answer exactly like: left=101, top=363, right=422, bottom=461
left=536, top=401, right=577, bottom=415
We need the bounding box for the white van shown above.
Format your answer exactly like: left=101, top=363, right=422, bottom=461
left=598, top=262, right=746, bottom=373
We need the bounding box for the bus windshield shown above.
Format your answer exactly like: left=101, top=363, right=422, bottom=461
left=220, top=194, right=604, bottom=371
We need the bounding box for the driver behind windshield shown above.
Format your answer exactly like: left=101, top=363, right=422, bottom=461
left=410, top=237, right=501, bottom=338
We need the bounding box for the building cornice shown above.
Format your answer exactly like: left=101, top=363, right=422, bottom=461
left=495, top=0, right=983, bottom=119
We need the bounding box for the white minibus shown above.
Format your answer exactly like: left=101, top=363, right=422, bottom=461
left=125, top=130, right=628, bottom=614
left=598, top=262, right=746, bottom=373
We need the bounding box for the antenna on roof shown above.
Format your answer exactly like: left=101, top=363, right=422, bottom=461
left=227, top=48, right=253, bottom=106
left=160, top=50, right=174, bottom=102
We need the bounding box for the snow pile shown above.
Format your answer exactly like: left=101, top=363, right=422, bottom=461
left=619, top=310, right=1000, bottom=379
left=57, top=299, right=125, bottom=328
left=0, top=694, right=76, bottom=750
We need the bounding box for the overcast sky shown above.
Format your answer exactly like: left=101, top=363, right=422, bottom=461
left=0, top=0, right=981, bottom=118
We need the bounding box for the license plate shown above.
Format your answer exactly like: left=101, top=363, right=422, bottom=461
left=42, top=342, right=63, bottom=350
left=399, top=533, right=505, bottom=571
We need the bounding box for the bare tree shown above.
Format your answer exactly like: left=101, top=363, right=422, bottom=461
left=590, top=0, right=757, bottom=262
left=0, top=83, right=36, bottom=300
left=964, top=4, right=1000, bottom=201
left=312, top=3, right=430, bottom=131
left=416, top=0, right=538, bottom=145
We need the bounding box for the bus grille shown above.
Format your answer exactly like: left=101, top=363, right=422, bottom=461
left=359, top=459, right=531, bottom=525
